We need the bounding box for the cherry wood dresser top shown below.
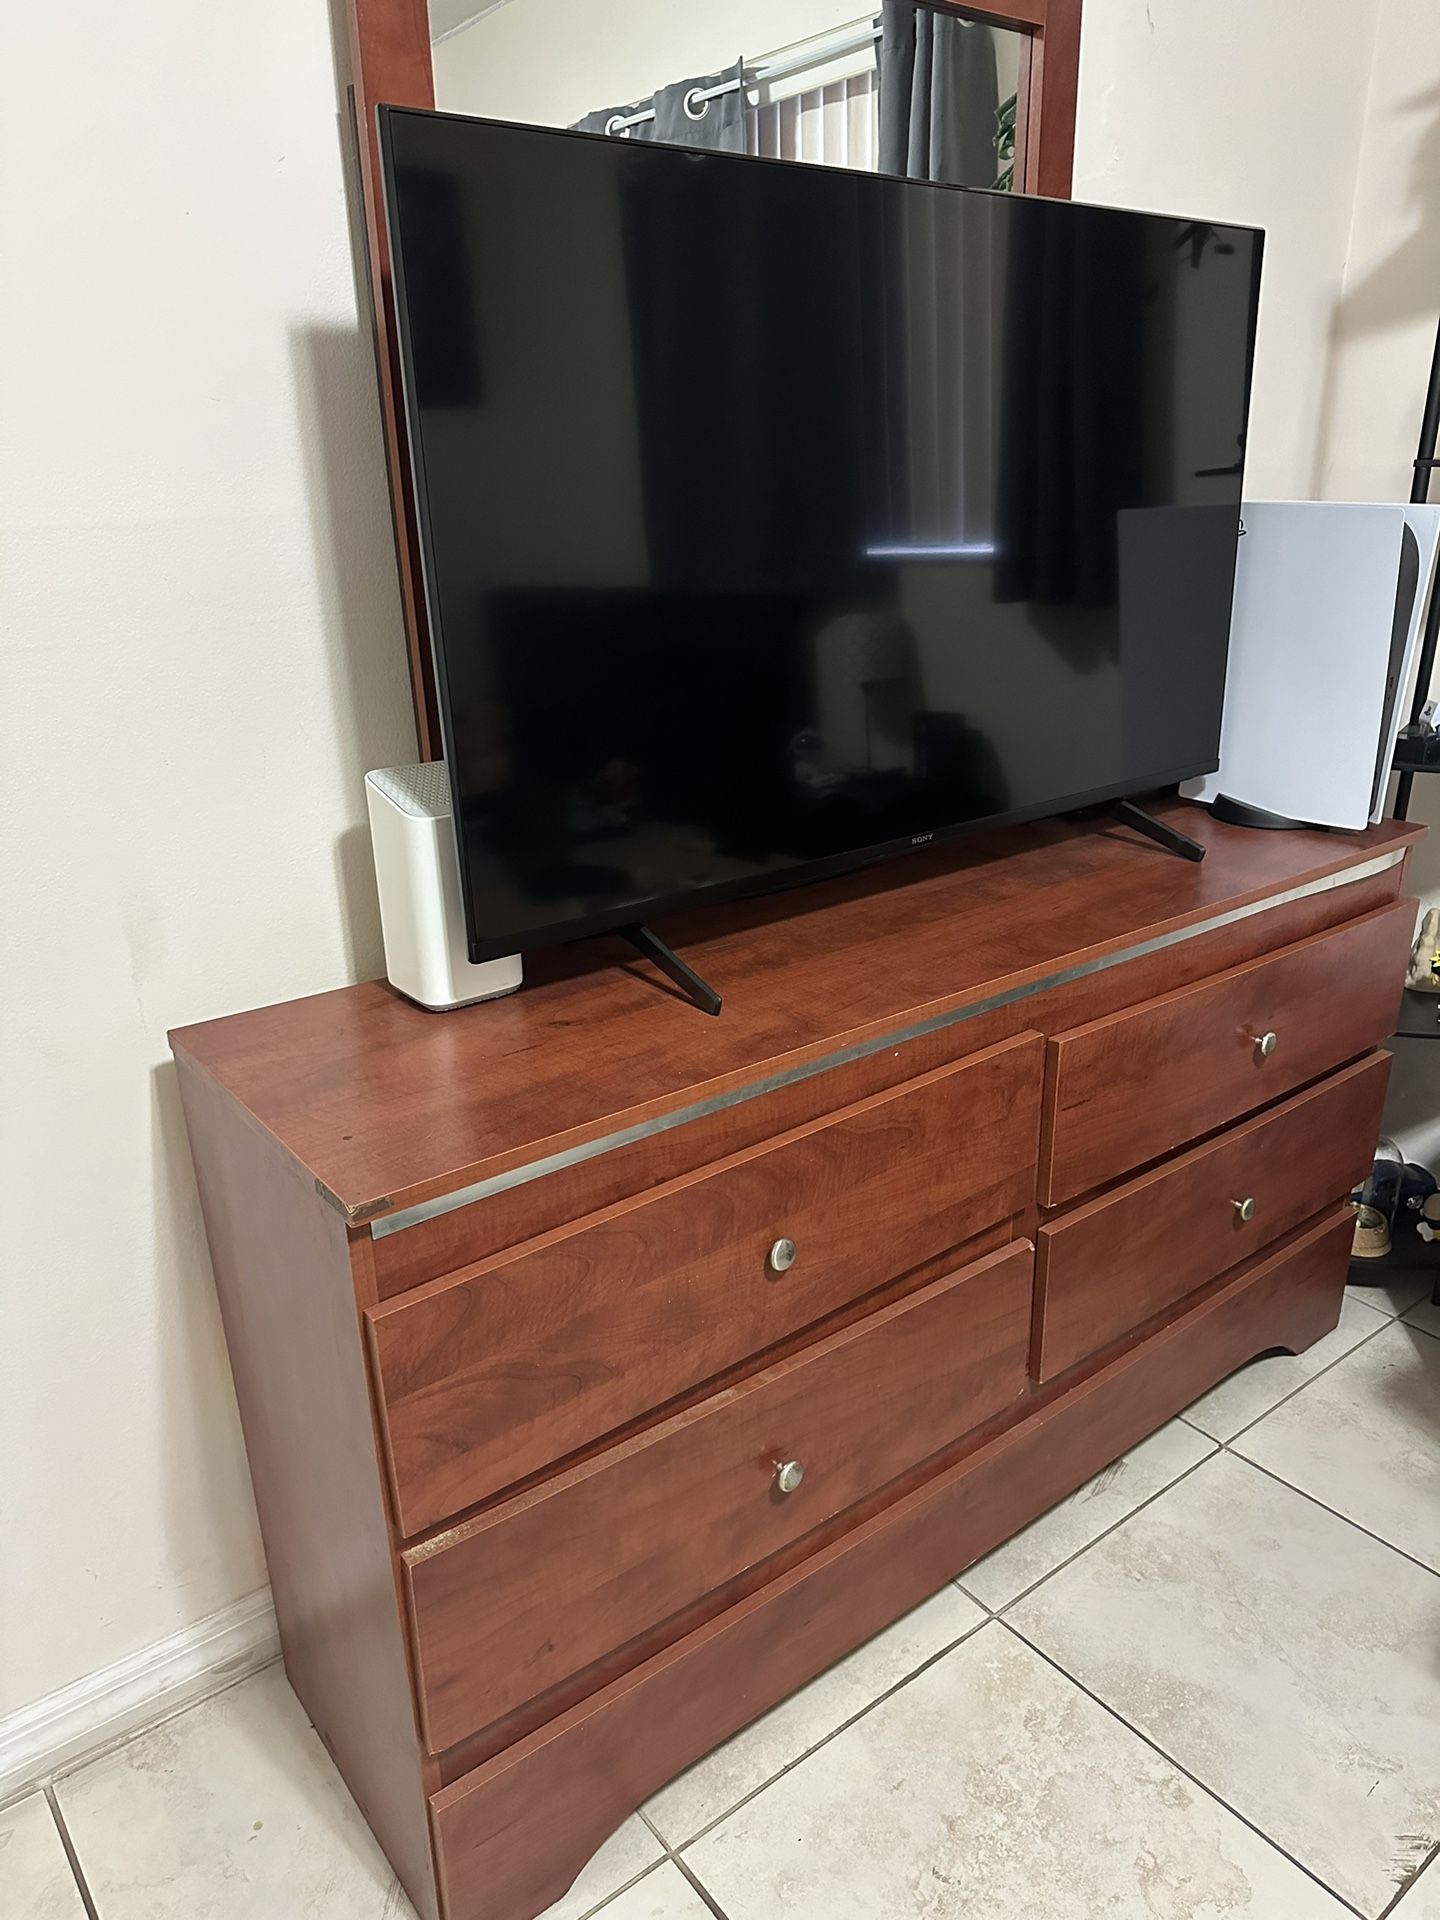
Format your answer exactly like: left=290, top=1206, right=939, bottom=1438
left=169, top=800, right=1420, bottom=1225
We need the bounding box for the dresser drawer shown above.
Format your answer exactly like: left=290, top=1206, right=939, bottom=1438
left=404, top=1240, right=1032, bottom=1752
left=367, top=1033, right=1043, bottom=1535
left=1035, top=1051, right=1389, bottom=1382
left=1040, top=898, right=1413, bottom=1205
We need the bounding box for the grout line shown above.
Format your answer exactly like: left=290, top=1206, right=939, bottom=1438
left=575, top=1863, right=667, bottom=1920
left=634, top=1800, right=738, bottom=1918
left=999, top=1621, right=1370, bottom=1920
left=0, top=1657, right=287, bottom=1833
left=1399, top=1310, right=1440, bottom=1342
left=669, top=1852, right=733, bottom=1919
left=975, top=1444, right=1221, bottom=1619
left=42, top=1785, right=100, bottom=1920
left=1348, top=1283, right=1428, bottom=1321
left=1377, top=1839, right=1440, bottom=1918
left=662, top=1608, right=993, bottom=1856
left=574, top=1842, right=677, bottom=1920
left=1183, top=1297, right=1403, bottom=1450
left=952, top=1573, right=998, bottom=1614
left=608, top=1308, right=1429, bottom=1915
left=1220, top=1452, right=1440, bottom=1582
left=39, top=1652, right=287, bottom=1797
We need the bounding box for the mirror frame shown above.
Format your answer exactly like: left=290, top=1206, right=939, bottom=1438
left=345, top=0, right=1085, bottom=758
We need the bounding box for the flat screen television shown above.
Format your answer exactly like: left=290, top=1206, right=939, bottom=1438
left=379, top=106, right=1263, bottom=964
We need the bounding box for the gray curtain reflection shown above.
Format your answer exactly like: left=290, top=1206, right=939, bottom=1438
left=878, top=2, right=1001, bottom=189
left=574, top=61, right=746, bottom=152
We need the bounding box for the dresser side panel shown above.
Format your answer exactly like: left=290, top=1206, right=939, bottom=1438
left=173, top=1060, right=435, bottom=1920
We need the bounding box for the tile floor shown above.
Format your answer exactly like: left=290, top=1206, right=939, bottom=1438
left=6, top=1277, right=1437, bottom=1920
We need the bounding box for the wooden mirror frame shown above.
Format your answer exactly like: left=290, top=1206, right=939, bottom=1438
left=345, top=0, right=1084, bottom=759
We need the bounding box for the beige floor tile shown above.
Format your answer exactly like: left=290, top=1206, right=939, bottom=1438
left=1349, top=1275, right=1431, bottom=1318
left=644, top=1582, right=982, bottom=1847
left=0, top=1793, right=88, bottom=1920
left=540, top=1819, right=667, bottom=1920
left=1182, top=1289, right=1389, bottom=1440
left=959, top=1418, right=1214, bottom=1610
left=1389, top=1853, right=1440, bottom=1918
left=590, top=1861, right=714, bottom=1920
left=1011, top=1452, right=1440, bottom=1917
left=1403, top=1292, right=1440, bottom=1337
left=55, top=1667, right=415, bottom=1919
left=683, top=1621, right=1350, bottom=1919
left=1235, top=1319, right=1440, bottom=1570
left=54, top=1664, right=662, bottom=1920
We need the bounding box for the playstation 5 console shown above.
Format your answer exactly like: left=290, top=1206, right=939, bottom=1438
left=1184, top=500, right=1440, bottom=831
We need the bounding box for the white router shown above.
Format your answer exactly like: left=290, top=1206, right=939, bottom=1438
left=365, top=762, right=523, bottom=1012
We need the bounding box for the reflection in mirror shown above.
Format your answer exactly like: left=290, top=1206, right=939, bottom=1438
left=429, top=1, right=1026, bottom=191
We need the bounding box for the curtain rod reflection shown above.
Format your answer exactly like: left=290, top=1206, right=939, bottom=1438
left=605, top=17, right=882, bottom=136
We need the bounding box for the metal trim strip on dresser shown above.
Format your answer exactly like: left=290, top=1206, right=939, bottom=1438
left=369, top=847, right=1407, bottom=1240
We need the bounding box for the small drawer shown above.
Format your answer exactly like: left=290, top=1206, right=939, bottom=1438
left=1035, top=1051, right=1390, bottom=1381
left=366, top=1033, right=1042, bottom=1536
left=1040, top=898, right=1413, bottom=1205
left=404, top=1239, right=1033, bottom=1753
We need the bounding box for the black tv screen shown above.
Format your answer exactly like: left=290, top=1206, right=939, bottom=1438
left=380, top=107, right=1262, bottom=962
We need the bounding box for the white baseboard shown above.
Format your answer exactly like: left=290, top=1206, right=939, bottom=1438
left=0, top=1587, right=279, bottom=1804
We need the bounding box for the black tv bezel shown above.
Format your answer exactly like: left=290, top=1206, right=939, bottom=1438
left=378, top=104, right=1263, bottom=966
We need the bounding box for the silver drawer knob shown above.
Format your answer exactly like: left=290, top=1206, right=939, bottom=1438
left=768, top=1237, right=797, bottom=1274
left=1252, top=1030, right=1278, bottom=1061
left=1232, top=1196, right=1257, bottom=1224
left=774, top=1459, right=805, bottom=1495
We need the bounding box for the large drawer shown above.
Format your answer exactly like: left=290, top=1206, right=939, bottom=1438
left=405, top=1240, right=1033, bottom=1753
left=368, top=1033, right=1043, bottom=1535
left=1035, top=1051, right=1390, bottom=1382
left=1040, top=898, right=1413, bottom=1205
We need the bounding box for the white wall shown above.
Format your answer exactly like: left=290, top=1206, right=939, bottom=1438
left=1073, top=0, right=1381, bottom=500
left=1316, top=0, right=1440, bottom=506
left=0, top=0, right=415, bottom=1720
left=3, top=0, right=1429, bottom=1738
left=1311, top=0, right=1440, bottom=1161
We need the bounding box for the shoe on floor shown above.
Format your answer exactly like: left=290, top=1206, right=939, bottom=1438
left=1353, top=1159, right=1402, bottom=1229
left=1351, top=1202, right=1392, bottom=1260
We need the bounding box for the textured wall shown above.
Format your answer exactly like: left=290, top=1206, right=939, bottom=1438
left=1074, top=0, right=1381, bottom=499
left=0, top=0, right=415, bottom=1717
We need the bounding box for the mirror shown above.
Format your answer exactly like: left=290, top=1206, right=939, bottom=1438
left=428, top=1, right=1027, bottom=192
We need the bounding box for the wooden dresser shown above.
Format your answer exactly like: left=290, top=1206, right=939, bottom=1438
left=169, top=800, right=1421, bottom=1920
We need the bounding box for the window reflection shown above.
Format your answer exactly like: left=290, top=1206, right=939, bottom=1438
left=428, top=2, right=1027, bottom=193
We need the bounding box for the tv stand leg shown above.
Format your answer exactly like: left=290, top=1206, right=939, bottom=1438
left=1111, top=799, right=1207, bottom=863
left=622, top=925, right=723, bottom=1016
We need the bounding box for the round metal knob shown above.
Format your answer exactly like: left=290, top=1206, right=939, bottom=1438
left=1252, top=1030, right=1278, bottom=1062
left=774, top=1459, right=805, bottom=1495
left=768, top=1237, right=797, bottom=1274
left=1232, top=1196, right=1257, bottom=1224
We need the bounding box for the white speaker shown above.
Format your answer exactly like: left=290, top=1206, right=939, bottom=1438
left=365, top=762, right=522, bottom=1012
left=1184, top=500, right=1440, bottom=831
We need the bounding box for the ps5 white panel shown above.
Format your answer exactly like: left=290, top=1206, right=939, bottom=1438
left=1184, top=502, right=1409, bottom=831
left=1376, top=501, right=1440, bottom=820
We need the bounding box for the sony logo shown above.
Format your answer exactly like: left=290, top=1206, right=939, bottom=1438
left=911, top=831, right=934, bottom=845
